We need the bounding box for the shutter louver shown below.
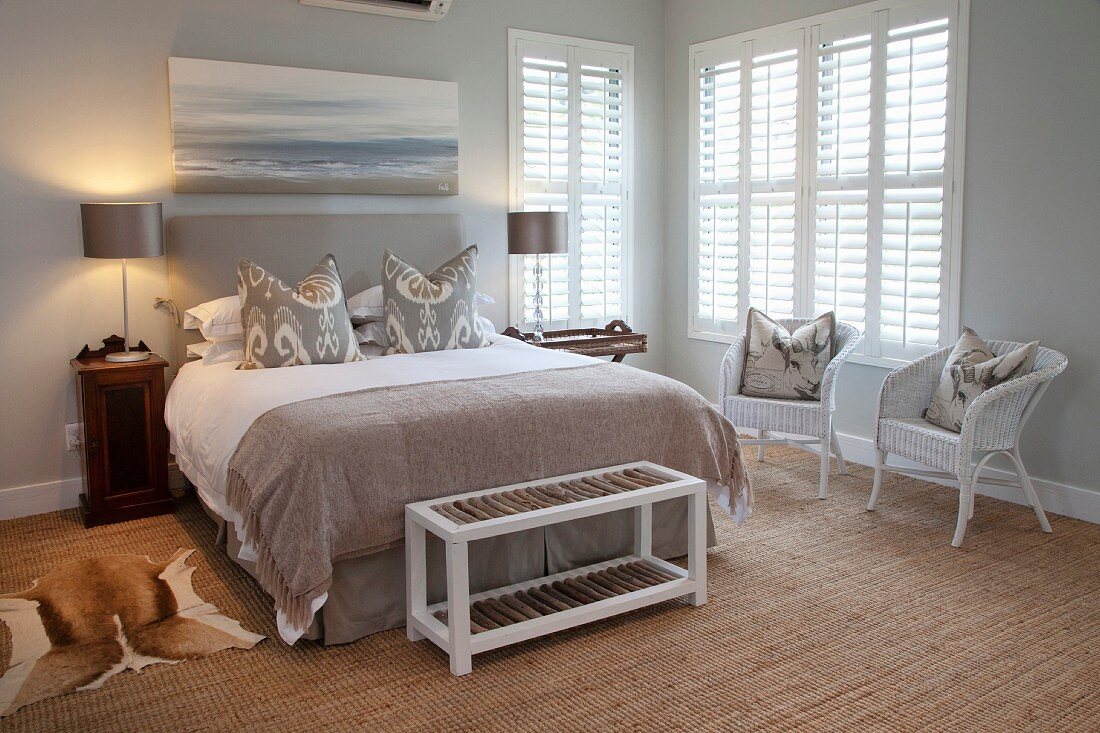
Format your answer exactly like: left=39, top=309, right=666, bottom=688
left=814, top=31, right=872, bottom=335
left=578, top=63, right=625, bottom=320
left=749, top=47, right=799, bottom=319
left=696, top=60, right=741, bottom=326
left=880, top=17, right=948, bottom=356
left=520, top=54, right=571, bottom=324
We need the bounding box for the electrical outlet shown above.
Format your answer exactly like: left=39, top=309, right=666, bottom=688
left=65, top=423, right=82, bottom=452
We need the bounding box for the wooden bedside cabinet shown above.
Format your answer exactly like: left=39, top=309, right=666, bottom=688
left=71, top=352, right=173, bottom=527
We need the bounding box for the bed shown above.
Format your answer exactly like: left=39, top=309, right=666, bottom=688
left=164, top=214, right=750, bottom=645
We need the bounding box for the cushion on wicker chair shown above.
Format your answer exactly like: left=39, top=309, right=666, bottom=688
left=924, top=327, right=1038, bottom=432
left=740, top=309, right=834, bottom=400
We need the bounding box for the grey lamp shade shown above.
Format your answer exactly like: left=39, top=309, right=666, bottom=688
left=507, top=211, right=567, bottom=255
left=81, top=203, right=164, bottom=259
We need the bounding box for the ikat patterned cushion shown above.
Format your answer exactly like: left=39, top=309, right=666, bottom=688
left=237, top=254, right=362, bottom=369
left=381, top=245, right=489, bottom=355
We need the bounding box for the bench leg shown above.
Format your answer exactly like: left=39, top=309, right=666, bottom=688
left=405, top=515, right=426, bottom=642
left=633, top=503, right=653, bottom=557
left=688, top=490, right=707, bottom=606
left=446, top=540, right=472, bottom=675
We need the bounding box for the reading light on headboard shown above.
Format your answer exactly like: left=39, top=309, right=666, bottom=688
left=81, top=202, right=164, bottom=362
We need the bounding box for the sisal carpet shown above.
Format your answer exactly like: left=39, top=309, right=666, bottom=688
left=1, top=446, right=1097, bottom=732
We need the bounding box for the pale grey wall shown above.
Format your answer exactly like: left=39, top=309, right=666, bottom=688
left=3, top=0, right=1098, bottom=499
left=0, top=0, right=666, bottom=492
left=663, top=0, right=1100, bottom=491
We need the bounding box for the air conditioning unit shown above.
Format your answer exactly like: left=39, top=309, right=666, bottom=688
left=299, top=0, right=453, bottom=21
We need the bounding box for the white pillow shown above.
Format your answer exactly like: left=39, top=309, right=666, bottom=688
left=183, top=295, right=243, bottom=342
left=185, top=341, right=213, bottom=359
left=186, top=339, right=245, bottom=366
left=347, top=285, right=383, bottom=311
left=359, top=344, right=385, bottom=359
left=347, top=286, right=384, bottom=322
left=355, top=322, right=387, bottom=346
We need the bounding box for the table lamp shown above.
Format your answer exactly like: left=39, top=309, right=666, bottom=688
left=507, top=211, right=567, bottom=343
left=81, top=202, right=164, bottom=362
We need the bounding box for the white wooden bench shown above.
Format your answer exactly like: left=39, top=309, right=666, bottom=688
left=404, top=462, right=708, bottom=675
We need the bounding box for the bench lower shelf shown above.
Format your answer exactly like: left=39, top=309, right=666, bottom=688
left=410, top=554, right=698, bottom=656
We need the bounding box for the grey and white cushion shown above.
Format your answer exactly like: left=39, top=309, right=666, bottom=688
left=925, top=327, right=1038, bottom=432
left=740, top=309, right=834, bottom=400
left=237, top=254, right=363, bottom=369
left=382, top=245, right=490, bottom=355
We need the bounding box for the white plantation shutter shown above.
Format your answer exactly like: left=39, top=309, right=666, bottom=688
left=812, top=21, right=872, bottom=336
left=748, top=42, right=800, bottom=319
left=879, top=10, right=950, bottom=359
left=578, top=56, right=626, bottom=320
left=695, top=59, right=741, bottom=331
left=518, top=44, right=571, bottom=324
left=510, top=33, right=633, bottom=329
left=690, top=0, right=964, bottom=364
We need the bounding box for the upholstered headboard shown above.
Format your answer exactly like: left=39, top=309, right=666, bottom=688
left=166, top=214, right=465, bottom=362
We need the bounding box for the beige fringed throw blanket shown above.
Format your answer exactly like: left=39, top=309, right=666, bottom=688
left=226, top=363, right=751, bottom=633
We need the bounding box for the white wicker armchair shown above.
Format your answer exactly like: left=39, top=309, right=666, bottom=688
left=719, top=320, right=862, bottom=499
left=867, top=341, right=1068, bottom=547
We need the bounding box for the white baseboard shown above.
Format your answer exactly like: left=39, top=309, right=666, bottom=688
left=3, top=445, right=1096, bottom=525
left=832, top=432, right=1100, bottom=525
left=0, top=477, right=83, bottom=520
left=0, top=464, right=188, bottom=521
left=726, top=411, right=1100, bottom=525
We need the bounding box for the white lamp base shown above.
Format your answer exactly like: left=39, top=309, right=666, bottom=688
left=105, top=351, right=151, bottom=363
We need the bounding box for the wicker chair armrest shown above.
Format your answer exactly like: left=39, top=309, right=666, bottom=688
left=821, top=327, right=862, bottom=411
left=718, top=333, right=749, bottom=409
left=876, top=347, right=950, bottom=422
left=955, top=355, right=1068, bottom=469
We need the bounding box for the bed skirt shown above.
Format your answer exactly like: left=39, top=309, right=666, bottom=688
left=201, top=495, right=716, bottom=645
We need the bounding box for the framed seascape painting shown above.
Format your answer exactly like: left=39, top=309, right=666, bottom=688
left=167, top=58, right=458, bottom=195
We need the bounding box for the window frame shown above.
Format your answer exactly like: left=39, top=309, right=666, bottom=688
left=687, top=0, right=969, bottom=368
left=508, top=28, right=635, bottom=331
